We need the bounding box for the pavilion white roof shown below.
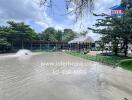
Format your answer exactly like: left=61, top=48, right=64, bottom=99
left=68, top=36, right=94, bottom=44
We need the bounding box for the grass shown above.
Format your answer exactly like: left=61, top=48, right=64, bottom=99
left=118, top=59, right=132, bottom=71
left=66, top=51, right=132, bottom=71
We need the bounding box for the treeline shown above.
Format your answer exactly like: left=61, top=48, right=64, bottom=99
left=0, top=21, right=77, bottom=52
left=89, top=0, right=132, bottom=56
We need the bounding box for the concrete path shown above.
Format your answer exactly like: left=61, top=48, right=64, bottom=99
left=0, top=52, right=132, bottom=100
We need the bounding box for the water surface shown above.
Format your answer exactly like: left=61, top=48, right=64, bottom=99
left=0, top=52, right=132, bottom=100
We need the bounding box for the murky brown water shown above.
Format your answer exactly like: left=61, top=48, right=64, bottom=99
left=0, top=52, right=132, bottom=100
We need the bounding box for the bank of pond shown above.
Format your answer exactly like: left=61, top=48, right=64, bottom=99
left=66, top=51, right=132, bottom=71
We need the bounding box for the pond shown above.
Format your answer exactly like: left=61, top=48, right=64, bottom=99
left=0, top=52, right=132, bottom=100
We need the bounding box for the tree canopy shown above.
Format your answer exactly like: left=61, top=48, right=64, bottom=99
left=89, top=0, right=132, bottom=56
left=39, top=27, right=77, bottom=42
left=0, top=21, right=78, bottom=52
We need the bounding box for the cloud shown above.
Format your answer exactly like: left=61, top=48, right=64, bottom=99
left=0, top=0, right=121, bottom=40
left=0, top=0, right=37, bottom=20
left=66, top=0, right=121, bottom=40
left=0, top=0, right=65, bottom=31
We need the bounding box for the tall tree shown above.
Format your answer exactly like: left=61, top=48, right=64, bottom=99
left=62, top=29, right=77, bottom=42
left=0, top=21, right=38, bottom=50
left=7, top=21, right=37, bottom=41
left=0, top=26, right=11, bottom=52
left=41, top=27, right=61, bottom=42
left=89, top=1, right=132, bottom=56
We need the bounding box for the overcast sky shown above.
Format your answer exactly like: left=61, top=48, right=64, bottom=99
left=0, top=0, right=121, bottom=40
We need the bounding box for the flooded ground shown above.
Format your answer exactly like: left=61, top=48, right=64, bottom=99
left=0, top=52, right=132, bottom=100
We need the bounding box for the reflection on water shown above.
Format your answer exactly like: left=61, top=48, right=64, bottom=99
left=0, top=52, right=132, bottom=100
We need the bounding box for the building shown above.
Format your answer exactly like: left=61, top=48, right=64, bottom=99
left=68, top=35, right=95, bottom=51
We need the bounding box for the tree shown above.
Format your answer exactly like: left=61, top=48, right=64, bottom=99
left=80, top=31, right=88, bottom=36
left=40, top=27, right=63, bottom=42
left=62, top=29, right=77, bottom=42
left=40, top=27, right=77, bottom=42
left=6, top=21, right=37, bottom=48
left=88, top=1, right=132, bottom=56
left=39, top=0, right=95, bottom=19
left=56, top=30, right=63, bottom=42
left=0, top=21, right=38, bottom=52
left=0, top=26, right=11, bottom=52
left=88, top=15, right=119, bottom=55
left=41, top=27, right=58, bottom=42
left=0, top=21, right=78, bottom=52
left=121, top=0, right=132, bottom=8
left=7, top=21, right=37, bottom=41
left=0, top=38, right=10, bottom=53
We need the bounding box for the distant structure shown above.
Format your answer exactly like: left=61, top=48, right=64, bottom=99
left=68, top=35, right=95, bottom=51
left=69, top=35, right=94, bottom=44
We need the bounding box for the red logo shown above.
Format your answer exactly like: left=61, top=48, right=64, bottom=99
left=112, top=10, right=124, bottom=14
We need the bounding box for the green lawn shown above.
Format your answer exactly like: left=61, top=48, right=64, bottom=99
left=66, top=51, right=132, bottom=71
left=118, top=59, right=132, bottom=71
